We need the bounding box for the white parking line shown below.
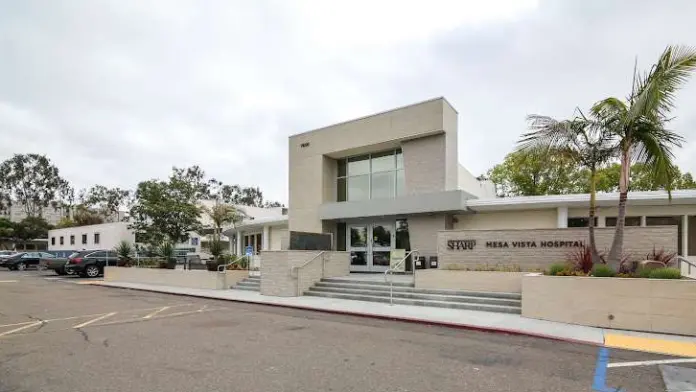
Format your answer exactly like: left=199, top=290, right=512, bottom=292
left=0, top=321, right=44, bottom=337
left=72, top=312, right=117, bottom=329
left=143, top=306, right=170, bottom=319
left=607, top=358, right=696, bottom=368
left=0, top=280, right=18, bottom=283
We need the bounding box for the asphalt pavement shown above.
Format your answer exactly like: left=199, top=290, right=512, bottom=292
left=0, top=269, right=681, bottom=392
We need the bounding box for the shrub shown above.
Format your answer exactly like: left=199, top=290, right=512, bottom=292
left=618, top=254, right=637, bottom=273
left=547, top=263, right=568, bottom=276
left=592, top=264, right=615, bottom=277
left=646, top=247, right=676, bottom=267
left=114, top=240, right=134, bottom=266
left=636, top=267, right=652, bottom=279
left=648, top=267, right=681, bottom=280
left=566, top=246, right=604, bottom=273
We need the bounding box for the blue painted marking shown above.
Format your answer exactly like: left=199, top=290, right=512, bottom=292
left=593, top=347, right=624, bottom=392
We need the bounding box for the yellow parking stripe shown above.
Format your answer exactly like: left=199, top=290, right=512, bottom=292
left=605, top=334, right=696, bottom=358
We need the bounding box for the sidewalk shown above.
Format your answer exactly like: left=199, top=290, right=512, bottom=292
left=96, top=281, right=696, bottom=355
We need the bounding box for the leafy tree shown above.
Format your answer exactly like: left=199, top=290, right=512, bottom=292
left=591, top=45, right=696, bottom=263
left=73, top=205, right=105, bottom=226
left=0, top=154, right=68, bottom=217
left=0, top=218, right=15, bottom=240
left=13, top=216, right=51, bottom=244
left=487, top=149, right=587, bottom=197
left=129, top=166, right=204, bottom=245
left=207, top=179, right=283, bottom=207
left=519, top=110, right=615, bottom=264
left=203, top=203, right=246, bottom=237
left=80, top=185, right=130, bottom=221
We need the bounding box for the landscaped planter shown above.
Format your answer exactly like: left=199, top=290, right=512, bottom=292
left=522, top=274, right=696, bottom=336
left=415, top=270, right=527, bottom=293
left=105, top=267, right=228, bottom=290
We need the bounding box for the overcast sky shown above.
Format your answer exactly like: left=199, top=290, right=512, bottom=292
left=1, top=0, right=695, bottom=204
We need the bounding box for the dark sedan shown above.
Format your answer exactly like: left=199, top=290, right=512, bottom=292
left=1, top=252, right=55, bottom=271
left=41, top=252, right=77, bottom=275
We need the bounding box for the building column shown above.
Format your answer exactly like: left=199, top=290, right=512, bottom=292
left=641, top=216, right=647, bottom=227
left=262, top=225, right=270, bottom=251
left=597, top=216, right=606, bottom=228
left=557, top=207, right=568, bottom=228
left=236, top=231, right=243, bottom=256
left=683, top=215, right=689, bottom=257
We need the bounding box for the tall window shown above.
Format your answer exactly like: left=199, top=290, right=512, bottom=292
left=81, top=234, right=87, bottom=245
left=337, top=149, right=404, bottom=202
left=70, top=235, right=75, bottom=245
left=60, top=236, right=64, bottom=245
left=94, top=233, right=100, bottom=245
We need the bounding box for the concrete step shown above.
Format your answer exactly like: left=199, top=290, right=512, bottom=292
left=236, top=280, right=260, bottom=287
left=231, top=285, right=260, bottom=291
left=313, top=281, right=521, bottom=300
left=245, top=276, right=260, bottom=282
left=320, top=277, right=414, bottom=288
left=307, top=286, right=521, bottom=307
left=304, top=291, right=521, bottom=314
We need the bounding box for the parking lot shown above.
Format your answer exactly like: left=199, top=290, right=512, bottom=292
left=0, top=269, right=690, bottom=392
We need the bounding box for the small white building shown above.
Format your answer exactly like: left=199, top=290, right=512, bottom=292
left=48, top=222, right=135, bottom=251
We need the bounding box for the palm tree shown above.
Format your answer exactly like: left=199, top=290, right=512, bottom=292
left=519, top=110, right=615, bottom=264
left=592, top=46, right=696, bottom=263
left=203, top=202, right=246, bottom=237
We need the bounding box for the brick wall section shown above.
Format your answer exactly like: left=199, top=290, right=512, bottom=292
left=437, top=226, right=678, bottom=270
left=523, top=274, right=696, bottom=336
left=260, top=251, right=350, bottom=297
left=401, top=134, right=446, bottom=195
left=409, top=214, right=447, bottom=257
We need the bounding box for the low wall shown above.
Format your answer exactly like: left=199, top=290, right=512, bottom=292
left=104, top=267, right=227, bottom=290
left=522, top=274, right=696, bottom=336
left=415, top=270, right=526, bottom=293
left=260, top=251, right=350, bottom=297
left=438, top=226, right=677, bottom=270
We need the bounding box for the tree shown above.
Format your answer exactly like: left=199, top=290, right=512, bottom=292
left=0, top=154, right=68, bottom=217
left=592, top=45, right=696, bottom=263
left=80, top=185, right=130, bottom=221
left=519, top=111, right=615, bottom=264
left=487, top=149, right=587, bottom=197
left=13, top=216, right=51, bottom=246
left=207, top=179, right=283, bottom=208
left=203, top=203, right=246, bottom=237
left=129, top=166, right=204, bottom=245
left=0, top=218, right=15, bottom=242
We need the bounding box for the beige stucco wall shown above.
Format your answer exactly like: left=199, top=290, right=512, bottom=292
left=454, top=210, right=558, bottom=230
left=104, top=267, right=227, bottom=290
left=401, top=134, right=446, bottom=195
left=288, top=98, right=458, bottom=234
left=408, top=214, right=448, bottom=257
left=522, top=274, right=696, bottom=336
left=269, top=226, right=288, bottom=251
left=569, top=204, right=696, bottom=218
left=438, top=226, right=678, bottom=270
left=260, top=251, right=350, bottom=297
left=415, top=270, right=526, bottom=293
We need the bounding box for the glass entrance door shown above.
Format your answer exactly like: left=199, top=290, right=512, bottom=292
left=348, top=222, right=394, bottom=272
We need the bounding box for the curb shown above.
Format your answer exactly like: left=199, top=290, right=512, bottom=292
left=95, top=283, right=602, bottom=347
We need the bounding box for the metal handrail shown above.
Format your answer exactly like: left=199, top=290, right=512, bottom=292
left=217, top=255, right=251, bottom=273
left=677, top=256, right=696, bottom=278
left=384, top=250, right=419, bottom=305
left=292, top=251, right=326, bottom=296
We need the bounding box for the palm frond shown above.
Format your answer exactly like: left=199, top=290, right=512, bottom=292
left=629, top=45, right=696, bottom=121
left=631, top=120, right=685, bottom=192
left=519, top=115, right=579, bottom=152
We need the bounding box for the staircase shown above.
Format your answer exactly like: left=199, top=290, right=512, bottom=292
left=305, top=277, right=521, bottom=314
left=231, top=276, right=260, bottom=291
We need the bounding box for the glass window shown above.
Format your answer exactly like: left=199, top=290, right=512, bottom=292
left=94, top=233, right=100, bottom=245
left=606, top=216, right=641, bottom=227
left=396, top=169, right=405, bottom=196
left=372, top=225, right=392, bottom=247
left=81, top=234, right=87, bottom=245
left=372, top=251, right=391, bottom=267
left=337, top=159, right=347, bottom=177
left=371, top=171, right=395, bottom=199
left=60, top=236, right=64, bottom=245
left=371, top=151, right=395, bottom=173
left=567, top=217, right=598, bottom=227
left=348, top=175, right=370, bottom=201
left=349, top=226, right=367, bottom=247
left=336, top=223, right=346, bottom=251
left=337, top=177, right=347, bottom=202
left=41, top=252, right=54, bottom=258
left=51, top=237, right=55, bottom=245
left=347, top=155, right=370, bottom=176
left=88, top=251, right=106, bottom=258
left=70, top=235, right=75, bottom=245
left=396, top=150, right=403, bottom=169
left=350, top=251, right=367, bottom=266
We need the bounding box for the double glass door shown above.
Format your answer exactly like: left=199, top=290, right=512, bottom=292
left=348, top=222, right=394, bottom=272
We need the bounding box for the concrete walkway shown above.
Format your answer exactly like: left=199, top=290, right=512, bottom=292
left=96, top=281, right=696, bottom=355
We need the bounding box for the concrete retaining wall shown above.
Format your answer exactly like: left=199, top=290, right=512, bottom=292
left=438, top=226, right=677, bottom=270
left=522, top=274, right=696, bottom=336
left=260, top=251, right=350, bottom=297
left=104, top=267, right=227, bottom=290
left=415, top=270, right=526, bottom=293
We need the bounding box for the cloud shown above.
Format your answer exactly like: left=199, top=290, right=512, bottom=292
left=1, top=0, right=695, bottom=204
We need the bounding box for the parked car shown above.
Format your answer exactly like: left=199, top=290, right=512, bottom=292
left=41, top=252, right=78, bottom=275
left=1, top=252, right=55, bottom=271
left=0, top=250, right=17, bottom=259
left=65, top=250, right=120, bottom=278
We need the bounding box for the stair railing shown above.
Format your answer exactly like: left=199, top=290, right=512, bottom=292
left=291, top=251, right=326, bottom=296
left=677, top=256, right=696, bottom=279
left=384, top=250, right=419, bottom=306
left=218, top=255, right=251, bottom=273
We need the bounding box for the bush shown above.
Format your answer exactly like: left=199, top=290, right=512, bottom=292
left=566, top=246, right=604, bottom=273
left=592, top=264, right=615, bottom=277
left=547, top=263, right=568, bottom=276
left=646, top=247, right=676, bottom=266
left=648, top=267, right=681, bottom=280
left=637, top=267, right=652, bottom=279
